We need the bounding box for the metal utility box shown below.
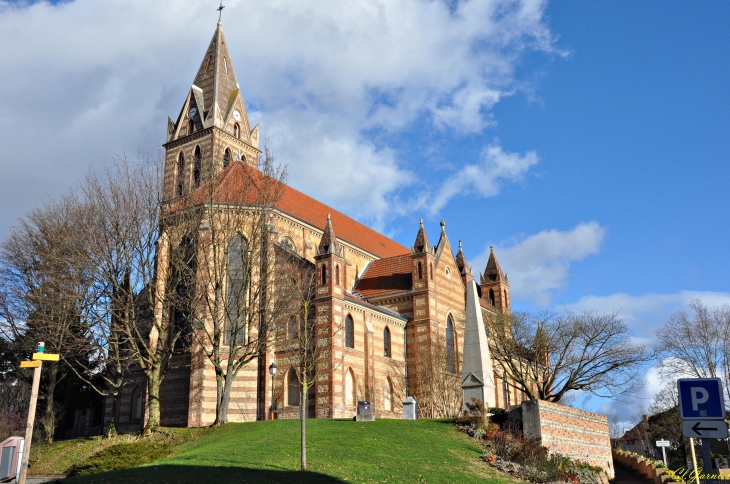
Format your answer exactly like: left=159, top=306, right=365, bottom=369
left=355, top=400, right=374, bottom=422
left=0, top=436, right=24, bottom=483
left=402, top=396, right=418, bottom=420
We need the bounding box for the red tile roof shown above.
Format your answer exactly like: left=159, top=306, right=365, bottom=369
left=354, top=255, right=413, bottom=298
left=175, top=161, right=409, bottom=259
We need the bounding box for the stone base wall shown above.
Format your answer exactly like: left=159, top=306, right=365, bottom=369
left=519, top=400, right=614, bottom=478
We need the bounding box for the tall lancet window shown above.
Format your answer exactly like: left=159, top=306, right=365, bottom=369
left=226, top=235, right=247, bottom=345
left=188, top=118, right=195, bottom=136
left=193, top=146, right=202, bottom=188
left=446, top=316, right=455, bottom=373
left=233, top=124, right=240, bottom=138
left=384, top=327, right=391, bottom=358
left=345, top=315, right=354, bottom=348
left=223, top=148, right=231, bottom=168
left=176, top=152, right=185, bottom=197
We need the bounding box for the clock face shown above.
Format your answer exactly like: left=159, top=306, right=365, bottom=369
left=233, top=110, right=241, bottom=121
left=188, top=107, right=197, bottom=118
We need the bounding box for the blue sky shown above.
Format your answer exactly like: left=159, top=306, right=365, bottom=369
left=1, top=0, right=728, bottom=420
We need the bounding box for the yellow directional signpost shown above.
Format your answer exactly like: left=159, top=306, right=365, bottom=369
left=17, top=342, right=60, bottom=484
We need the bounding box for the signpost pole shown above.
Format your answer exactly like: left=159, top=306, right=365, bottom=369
left=17, top=360, right=42, bottom=484
left=661, top=446, right=667, bottom=466
left=701, top=438, right=713, bottom=484
left=690, top=438, right=701, bottom=484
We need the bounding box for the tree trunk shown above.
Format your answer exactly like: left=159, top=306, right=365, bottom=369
left=107, top=355, right=125, bottom=436
left=41, top=364, right=58, bottom=442
left=144, top=371, right=162, bottom=435
left=215, top=370, right=235, bottom=426
left=212, top=369, right=225, bottom=426
left=301, top=383, right=308, bottom=471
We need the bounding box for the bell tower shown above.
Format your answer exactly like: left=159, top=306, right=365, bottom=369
left=162, top=21, right=261, bottom=203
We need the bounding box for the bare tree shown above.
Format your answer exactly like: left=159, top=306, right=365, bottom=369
left=57, top=155, right=165, bottom=435
left=656, top=299, right=730, bottom=404
left=0, top=196, right=95, bottom=441
left=277, top=254, right=342, bottom=471
left=174, top=147, right=296, bottom=425
left=486, top=310, right=653, bottom=402
left=409, top=332, right=462, bottom=418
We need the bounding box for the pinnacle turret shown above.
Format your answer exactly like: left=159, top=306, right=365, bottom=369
left=317, top=214, right=341, bottom=256
left=412, top=219, right=431, bottom=254
left=455, top=240, right=468, bottom=275
left=482, top=246, right=505, bottom=283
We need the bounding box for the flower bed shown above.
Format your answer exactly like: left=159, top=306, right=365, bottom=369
left=612, top=449, right=683, bottom=484
left=456, top=411, right=608, bottom=484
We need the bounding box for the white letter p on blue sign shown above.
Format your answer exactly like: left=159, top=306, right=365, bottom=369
left=691, top=387, right=709, bottom=411
left=677, top=378, right=725, bottom=420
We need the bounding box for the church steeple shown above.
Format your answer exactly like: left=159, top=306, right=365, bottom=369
left=191, top=21, right=246, bottom=131
left=163, top=21, right=261, bottom=202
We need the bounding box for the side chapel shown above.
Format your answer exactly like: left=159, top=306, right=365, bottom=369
left=105, top=21, right=529, bottom=432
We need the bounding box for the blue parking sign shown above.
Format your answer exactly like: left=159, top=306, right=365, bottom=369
left=677, top=378, right=726, bottom=420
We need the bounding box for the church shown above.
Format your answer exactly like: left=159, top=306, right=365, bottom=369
left=105, top=21, right=528, bottom=433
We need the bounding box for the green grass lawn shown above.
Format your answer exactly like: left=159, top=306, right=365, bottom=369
left=42, top=419, right=521, bottom=483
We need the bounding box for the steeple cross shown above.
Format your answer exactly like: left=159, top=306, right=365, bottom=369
left=217, top=1, right=225, bottom=22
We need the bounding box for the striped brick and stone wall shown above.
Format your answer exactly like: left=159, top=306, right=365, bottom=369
left=520, top=399, right=614, bottom=478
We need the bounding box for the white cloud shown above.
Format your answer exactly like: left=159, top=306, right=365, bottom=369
left=0, top=0, right=555, bottom=235
left=472, top=222, right=606, bottom=305
left=427, top=142, right=539, bottom=214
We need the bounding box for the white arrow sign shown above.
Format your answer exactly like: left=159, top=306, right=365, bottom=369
left=682, top=419, right=729, bottom=439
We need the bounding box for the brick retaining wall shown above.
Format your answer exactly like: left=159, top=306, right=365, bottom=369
left=520, top=400, right=614, bottom=478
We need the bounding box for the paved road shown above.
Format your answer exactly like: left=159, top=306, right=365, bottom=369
left=25, top=476, right=64, bottom=484
left=611, top=463, right=649, bottom=484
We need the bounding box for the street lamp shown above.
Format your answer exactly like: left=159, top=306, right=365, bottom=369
left=268, top=362, right=277, bottom=420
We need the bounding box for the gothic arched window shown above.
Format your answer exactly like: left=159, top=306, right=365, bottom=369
left=335, top=264, right=340, bottom=286
left=188, top=118, right=195, bottom=136
left=321, top=264, right=327, bottom=285
left=345, top=315, right=354, bottom=349
left=384, top=327, right=391, bottom=358
left=226, top=235, right=247, bottom=345
left=430, top=262, right=433, bottom=280
left=384, top=378, right=393, bottom=411
left=446, top=316, right=455, bottom=373
left=176, top=152, right=185, bottom=196
left=345, top=369, right=355, bottom=405
left=193, top=146, right=202, bottom=188
left=130, top=386, right=143, bottom=420
left=489, top=289, right=495, bottom=306
left=417, top=261, right=423, bottom=280
left=223, top=148, right=231, bottom=168
left=233, top=124, right=240, bottom=138
left=288, top=369, right=300, bottom=407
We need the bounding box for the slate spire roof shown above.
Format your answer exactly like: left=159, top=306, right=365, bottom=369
left=317, top=214, right=342, bottom=256
left=455, top=240, right=468, bottom=275
left=482, top=246, right=507, bottom=283
left=412, top=219, right=431, bottom=254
